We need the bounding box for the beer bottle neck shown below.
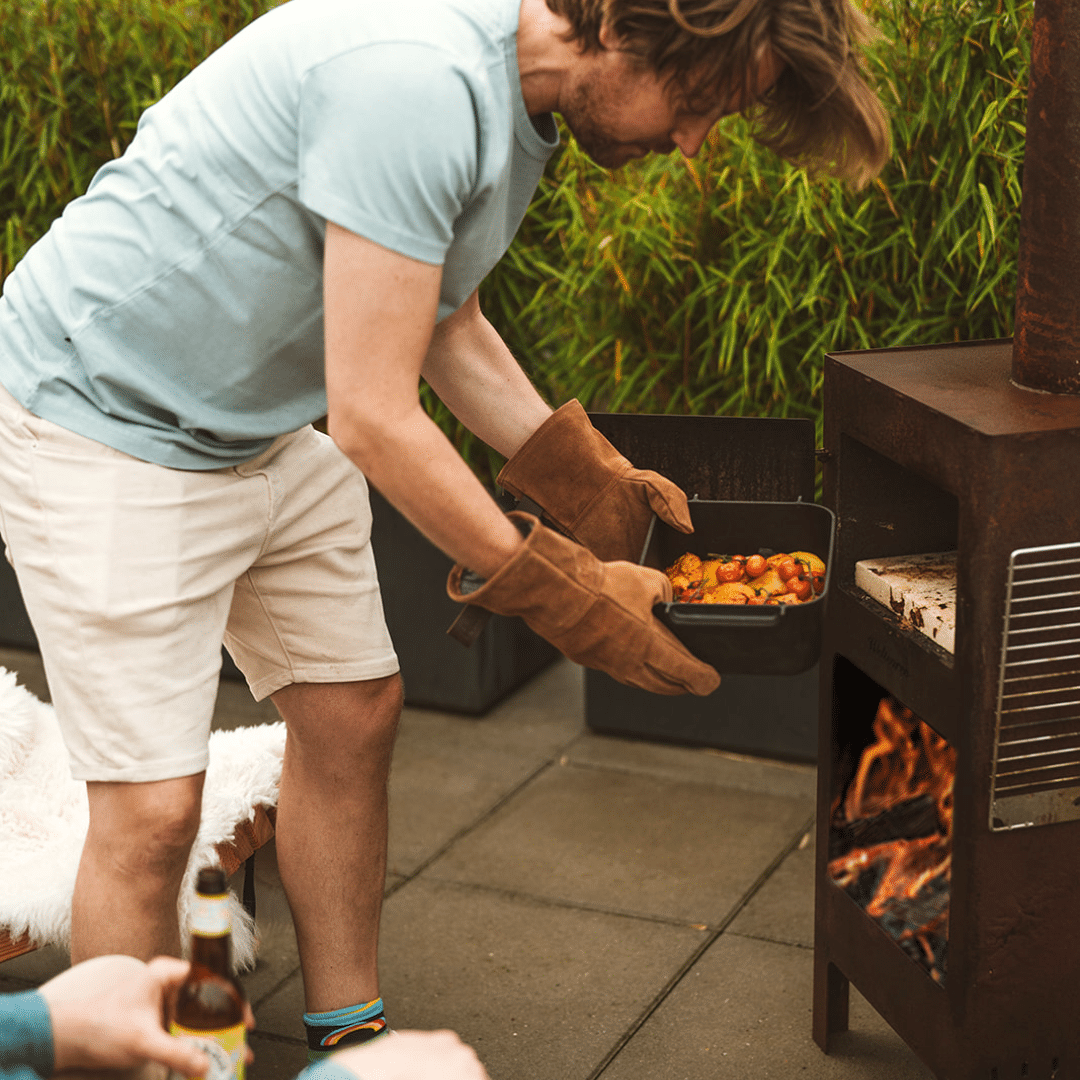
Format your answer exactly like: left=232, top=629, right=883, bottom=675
left=191, top=932, right=232, bottom=976
left=189, top=890, right=233, bottom=977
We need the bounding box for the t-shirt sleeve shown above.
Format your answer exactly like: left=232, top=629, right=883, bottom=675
left=0, top=990, right=54, bottom=1079
left=293, top=1060, right=358, bottom=1080
left=297, top=43, right=480, bottom=265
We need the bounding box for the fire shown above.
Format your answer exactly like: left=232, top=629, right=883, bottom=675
left=828, top=697, right=956, bottom=983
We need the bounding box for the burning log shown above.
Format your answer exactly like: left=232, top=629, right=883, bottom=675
left=828, top=697, right=956, bottom=983
left=827, top=792, right=940, bottom=861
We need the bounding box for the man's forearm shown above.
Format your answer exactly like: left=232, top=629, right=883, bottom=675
left=329, top=402, right=522, bottom=579
left=421, top=292, right=551, bottom=459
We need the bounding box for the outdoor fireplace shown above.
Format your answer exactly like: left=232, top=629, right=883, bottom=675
left=812, top=2, right=1080, bottom=1074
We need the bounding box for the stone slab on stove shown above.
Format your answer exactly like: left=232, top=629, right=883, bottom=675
left=854, top=551, right=957, bottom=654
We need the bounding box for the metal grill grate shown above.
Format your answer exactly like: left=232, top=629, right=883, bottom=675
left=991, top=541, right=1080, bottom=830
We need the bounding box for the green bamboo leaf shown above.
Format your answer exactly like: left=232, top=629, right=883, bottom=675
left=977, top=181, right=998, bottom=244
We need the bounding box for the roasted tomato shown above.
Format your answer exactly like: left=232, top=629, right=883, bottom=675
left=787, top=576, right=813, bottom=600
left=790, top=551, right=826, bottom=576
left=744, top=554, right=768, bottom=578
left=717, top=560, right=746, bottom=583
left=776, top=557, right=799, bottom=581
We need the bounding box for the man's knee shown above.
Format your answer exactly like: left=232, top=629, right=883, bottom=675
left=85, top=774, right=204, bottom=880
left=273, top=673, right=403, bottom=752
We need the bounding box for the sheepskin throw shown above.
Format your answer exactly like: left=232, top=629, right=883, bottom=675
left=0, top=667, right=285, bottom=969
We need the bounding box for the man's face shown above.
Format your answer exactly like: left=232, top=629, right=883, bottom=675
left=558, top=42, right=785, bottom=170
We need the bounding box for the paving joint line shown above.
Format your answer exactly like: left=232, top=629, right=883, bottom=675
left=384, top=755, right=561, bottom=898
left=557, top=754, right=815, bottom=798
left=585, top=812, right=816, bottom=1080
left=409, top=874, right=720, bottom=931
left=245, top=962, right=304, bottom=1011
left=726, top=930, right=814, bottom=950
left=250, top=1029, right=306, bottom=1046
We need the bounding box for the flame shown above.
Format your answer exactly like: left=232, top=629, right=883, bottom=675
left=841, top=698, right=955, bottom=827
left=828, top=697, right=956, bottom=983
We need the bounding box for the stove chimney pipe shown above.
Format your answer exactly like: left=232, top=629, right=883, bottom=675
left=1012, top=0, right=1080, bottom=394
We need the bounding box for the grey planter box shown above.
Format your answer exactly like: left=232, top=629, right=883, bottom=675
left=0, top=546, right=35, bottom=651
left=585, top=665, right=819, bottom=764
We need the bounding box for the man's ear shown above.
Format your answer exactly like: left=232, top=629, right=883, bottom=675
left=597, top=19, right=620, bottom=51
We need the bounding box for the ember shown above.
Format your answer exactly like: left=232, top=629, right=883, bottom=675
left=827, top=697, right=955, bottom=984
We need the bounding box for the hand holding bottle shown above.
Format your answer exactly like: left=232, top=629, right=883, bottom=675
left=330, top=1030, right=490, bottom=1080
left=39, top=954, right=212, bottom=1076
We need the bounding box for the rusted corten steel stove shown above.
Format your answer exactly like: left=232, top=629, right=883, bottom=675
left=812, top=3, right=1080, bottom=1077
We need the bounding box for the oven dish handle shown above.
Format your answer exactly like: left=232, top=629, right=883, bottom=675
left=657, top=605, right=782, bottom=629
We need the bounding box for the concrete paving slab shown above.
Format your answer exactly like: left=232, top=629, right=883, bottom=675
left=389, top=719, right=562, bottom=878
left=729, top=827, right=816, bottom=949
left=0, top=944, right=69, bottom=986
left=248, top=1032, right=310, bottom=1080
left=568, top=731, right=817, bottom=801
left=387, top=660, right=584, bottom=877
left=433, top=658, right=586, bottom=756
left=249, top=967, right=307, bottom=1043
left=377, top=876, right=705, bottom=1080
left=600, top=933, right=933, bottom=1080
left=427, top=761, right=813, bottom=925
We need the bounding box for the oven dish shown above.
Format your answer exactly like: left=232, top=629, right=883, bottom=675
left=641, top=498, right=836, bottom=675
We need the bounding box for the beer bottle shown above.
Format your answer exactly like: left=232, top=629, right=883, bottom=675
left=169, top=866, right=248, bottom=1080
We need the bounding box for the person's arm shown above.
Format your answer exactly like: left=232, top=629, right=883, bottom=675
left=324, top=222, right=719, bottom=697
left=420, top=289, right=551, bottom=459
left=0, top=990, right=53, bottom=1080
left=36, top=955, right=213, bottom=1076
left=421, top=290, right=693, bottom=567
left=323, top=223, right=523, bottom=578
left=298, top=1030, right=490, bottom=1080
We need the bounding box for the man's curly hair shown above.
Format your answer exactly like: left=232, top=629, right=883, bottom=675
left=545, top=0, right=891, bottom=187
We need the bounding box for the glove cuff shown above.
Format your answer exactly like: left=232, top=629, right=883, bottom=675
left=447, top=512, right=602, bottom=635
left=496, top=400, right=630, bottom=533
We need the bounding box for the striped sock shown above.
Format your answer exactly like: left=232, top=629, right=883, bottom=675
left=303, top=997, right=388, bottom=1062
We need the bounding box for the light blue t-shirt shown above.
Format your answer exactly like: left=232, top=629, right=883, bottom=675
left=0, top=0, right=558, bottom=468
left=0, top=990, right=53, bottom=1080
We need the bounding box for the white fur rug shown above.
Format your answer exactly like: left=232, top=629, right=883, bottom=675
left=0, top=667, right=285, bottom=970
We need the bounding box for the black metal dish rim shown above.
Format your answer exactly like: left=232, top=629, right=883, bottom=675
left=642, top=498, right=836, bottom=615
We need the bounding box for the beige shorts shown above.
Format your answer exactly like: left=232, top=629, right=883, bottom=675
left=0, top=382, right=399, bottom=782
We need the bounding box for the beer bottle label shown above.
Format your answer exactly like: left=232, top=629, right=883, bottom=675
left=190, top=891, right=231, bottom=937
left=169, top=1021, right=246, bottom=1080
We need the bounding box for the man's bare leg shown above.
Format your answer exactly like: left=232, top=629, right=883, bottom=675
left=271, top=675, right=402, bottom=1012
left=70, top=773, right=205, bottom=963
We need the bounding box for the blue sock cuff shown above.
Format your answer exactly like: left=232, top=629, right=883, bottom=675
left=304, top=997, right=384, bottom=1026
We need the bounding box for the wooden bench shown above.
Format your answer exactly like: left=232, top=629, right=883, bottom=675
left=0, top=803, right=276, bottom=964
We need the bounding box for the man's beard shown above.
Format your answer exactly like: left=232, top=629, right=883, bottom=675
left=558, top=86, right=675, bottom=168
left=563, top=120, right=630, bottom=168
left=557, top=77, right=640, bottom=169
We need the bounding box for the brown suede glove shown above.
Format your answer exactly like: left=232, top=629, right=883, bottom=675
left=496, top=399, right=693, bottom=564
left=447, top=512, right=719, bottom=696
